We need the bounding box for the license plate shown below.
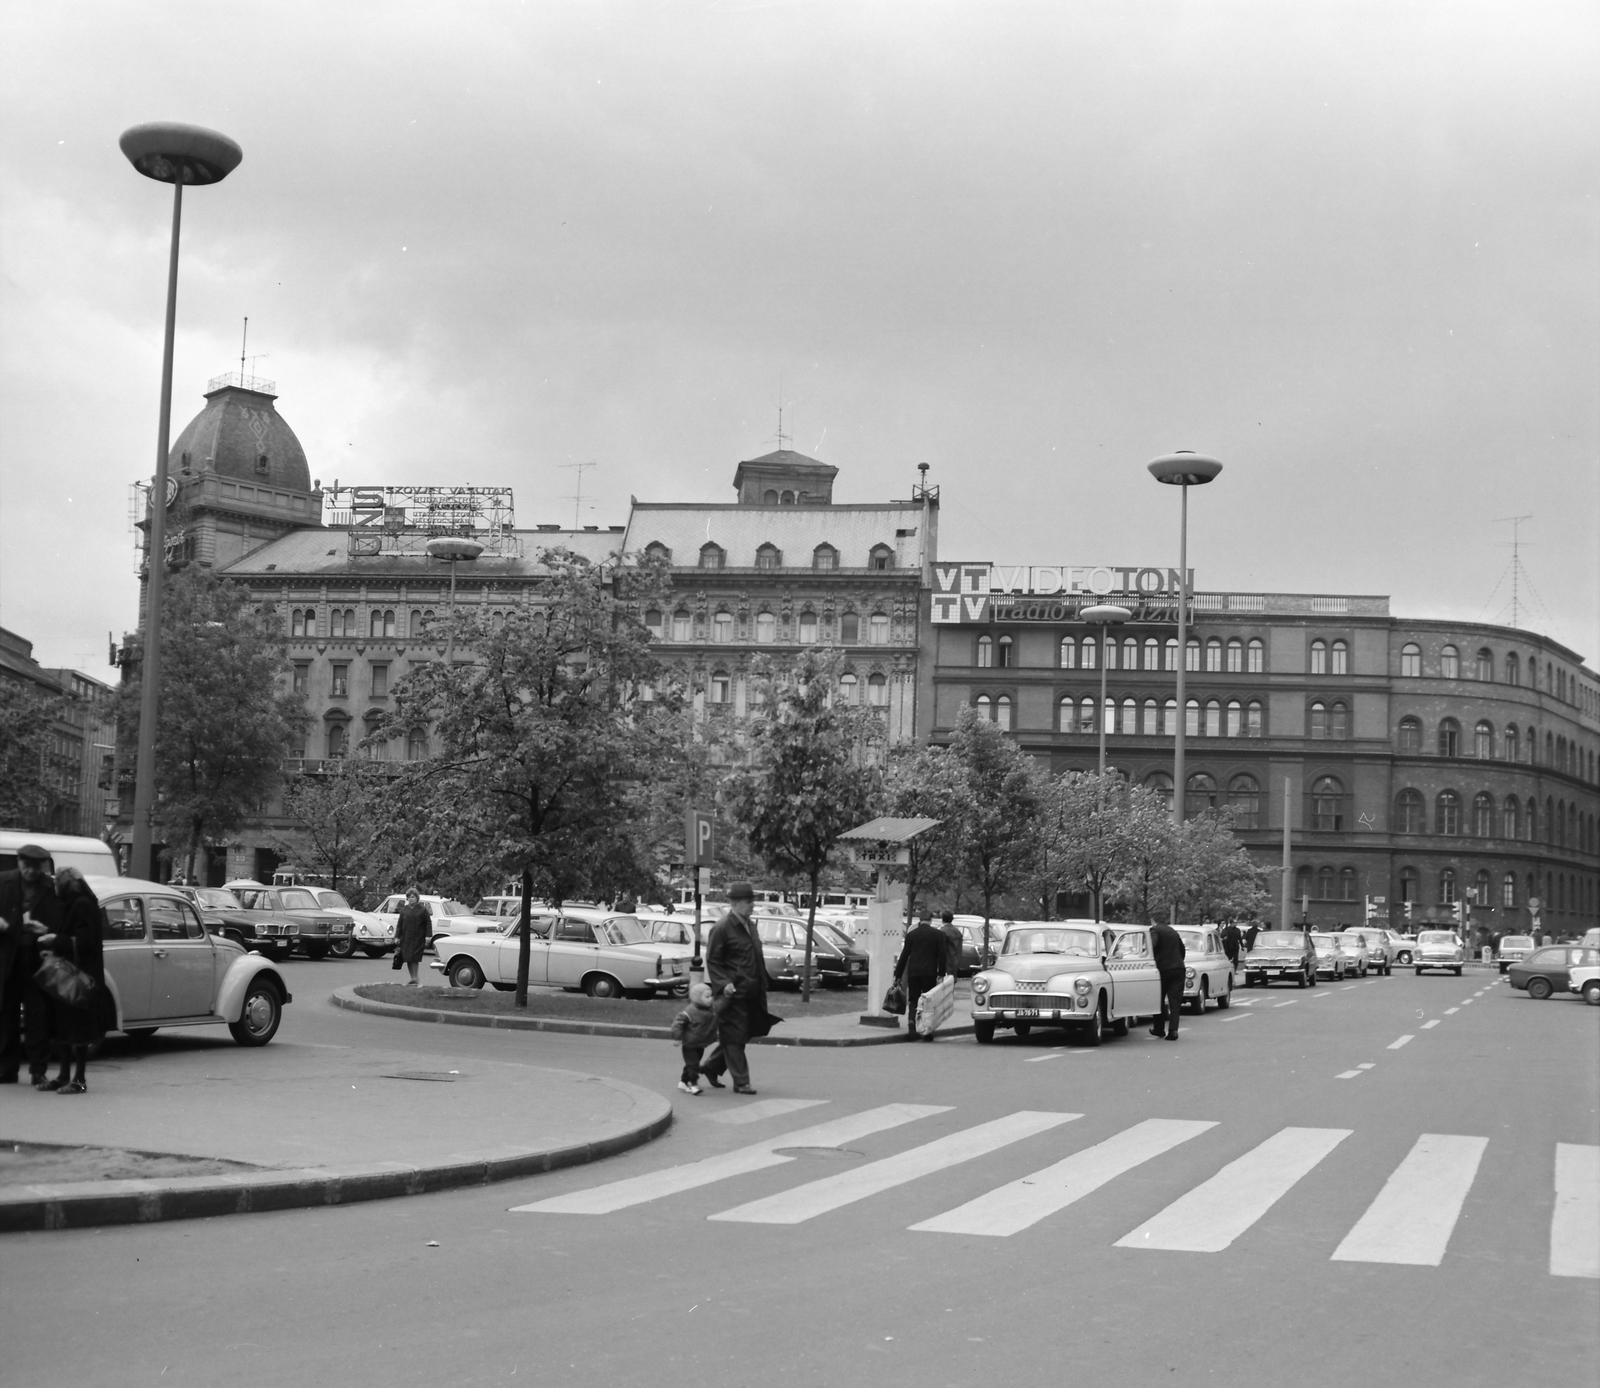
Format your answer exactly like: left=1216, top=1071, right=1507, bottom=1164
left=1013, top=1008, right=1040, bottom=1018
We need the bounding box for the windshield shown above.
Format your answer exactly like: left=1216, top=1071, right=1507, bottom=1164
left=1177, top=931, right=1208, bottom=951
left=194, top=889, right=242, bottom=909
left=1002, top=928, right=1100, bottom=958
left=600, top=916, right=647, bottom=945
left=319, top=892, right=352, bottom=911
left=278, top=889, right=319, bottom=910
left=815, top=923, right=857, bottom=951
left=1418, top=932, right=1457, bottom=945
left=435, top=901, right=469, bottom=916
left=1311, top=934, right=1336, bottom=947
left=1253, top=933, right=1304, bottom=949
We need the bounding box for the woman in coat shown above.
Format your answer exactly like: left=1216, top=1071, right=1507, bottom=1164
left=394, top=889, right=432, bottom=985
left=38, top=866, right=114, bottom=1093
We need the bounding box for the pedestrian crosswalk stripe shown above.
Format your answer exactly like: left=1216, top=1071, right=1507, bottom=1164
left=1550, top=1144, right=1599, bottom=1279
left=511, top=1104, right=950, bottom=1215
left=909, top=1118, right=1217, bottom=1238
left=1331, top=1134, right=1487, bottom=1266
left=709, top=1111, right=1079, bottom=1226
left=1335, top=1070, right=1363, bottom=1080
left=1115, top=1126, right=1351, bottom=1253
left=704, top=1098, right=829, bottom=1126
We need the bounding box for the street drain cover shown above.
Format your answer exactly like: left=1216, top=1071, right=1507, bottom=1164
left=773, top=1147, right=864, bottom=1160
left=382, top=1071, right=462, bottom=1082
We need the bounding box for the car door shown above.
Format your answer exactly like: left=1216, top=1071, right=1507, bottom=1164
left=1109, top=929, right=1161, bottom=1016
left=491, top=914, right=552, bottom=984
left=545, top=916, right=599, bottom=986
left=146, top=895, right=219, bottom=1017
left=100, top=894, right=152, bottom=1026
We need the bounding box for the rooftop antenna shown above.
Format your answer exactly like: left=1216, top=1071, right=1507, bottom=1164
left=239, top=316, right=247, bottom=378
left=559, top=460, right=598, bottom=528
left=1493, top=514, right=1535, bottom=629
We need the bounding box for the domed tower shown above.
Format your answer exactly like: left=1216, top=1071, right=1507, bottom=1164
left=142, top=371, right=323, bottom=573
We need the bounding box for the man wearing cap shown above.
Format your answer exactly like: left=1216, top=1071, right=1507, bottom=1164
left=0, top=845, right=65, bottom=1084
left=703, top=881, right=770, bottom=1094
left=894, top=911, right=949, bottom=1042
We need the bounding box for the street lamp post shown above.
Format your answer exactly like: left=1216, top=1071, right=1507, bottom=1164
left=120, top=123, right=242, bottom=882
left=1081, top=604, right=1132, bottom=778
left=426, top=537, right=485, bottom=663
left=1146, top=452, right=1222, bottom=831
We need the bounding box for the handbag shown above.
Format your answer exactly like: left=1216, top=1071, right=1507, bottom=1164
left=34, top=954, right=98, bottom=1010
left=882, top=979, right=907, bottom=1015
left=391, top=950, right=403, bottom=970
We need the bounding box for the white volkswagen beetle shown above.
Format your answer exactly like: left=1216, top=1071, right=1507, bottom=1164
left=969, top=923, right=1161, bottom=1045
left=89, top=875, right=291, bottom=1046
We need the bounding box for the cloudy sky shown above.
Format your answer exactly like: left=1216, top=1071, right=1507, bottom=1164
left=2, top=1, right=1595, bottom=673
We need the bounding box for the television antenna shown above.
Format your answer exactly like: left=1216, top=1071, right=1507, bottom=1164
left=1482, top=514, right=1548, bottom=630
left=559, top=460, right=598, bottom=528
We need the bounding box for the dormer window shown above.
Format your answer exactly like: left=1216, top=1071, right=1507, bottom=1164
left=699, top=542, right=725, bottom=570
left=813, top=544, right=838, bottom=571
left=869, top=544, right=894, bottom=570
left=763, top=490, right=779, bottom=505
left=755, top=543, right=781, bottom=570
left=644, top=541, right=672, bottom=564
left=255, top=453, right=270, bottom=475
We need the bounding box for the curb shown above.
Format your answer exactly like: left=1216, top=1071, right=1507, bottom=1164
left=331, top=985, right=975, bottom=1047
left=0, top=1075, right=672, bottom=1234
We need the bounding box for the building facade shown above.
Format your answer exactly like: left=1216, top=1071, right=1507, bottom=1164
left=917, top=562, right=1600, bottom=938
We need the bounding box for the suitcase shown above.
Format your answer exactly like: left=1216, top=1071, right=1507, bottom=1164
left=914, top=975, right=956, bottom=1036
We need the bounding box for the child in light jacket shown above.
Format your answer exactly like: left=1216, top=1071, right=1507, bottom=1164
left=669, top=982, right=722, bottom=1095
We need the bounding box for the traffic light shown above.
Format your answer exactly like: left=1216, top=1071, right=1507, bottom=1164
left=1403, top=901, right=1413, bottom=923
left=1452, top=900, right=1465, bottom=926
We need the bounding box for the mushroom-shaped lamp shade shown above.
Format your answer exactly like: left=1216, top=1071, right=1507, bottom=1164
left=1147, top=451, right=1223, bottom=486
left=1081, top=604, right=1133, bottom=625
left=425, top=538, right=486, bottom=562
left=119, top=123, right=243, bottom=185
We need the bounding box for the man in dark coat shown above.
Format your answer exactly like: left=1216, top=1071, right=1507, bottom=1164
left=938, top=911, right=964, bottom=978
left=894, top=912, right=949, bottom=1042
left=1243, top=923, right=1261, bottom=953
left=1220, top=922, right=1242, bottom=971
left=703, top=882, right=772, bottom=1094
left=1147, top=918, right=1187, bottom=1041
left=0, top=844, right=65, bottom=1084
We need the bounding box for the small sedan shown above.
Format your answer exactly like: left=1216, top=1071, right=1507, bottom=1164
left=752, top=917, right=827, bottom=990
left=1310, top=933, right=1347, bottom=981
left=223, top=881, right=353, bottom=961
left=1242, top=931, right=1319, bottom=988
left=372, top=894, right=498, bottom=954
left=1176, top=925, right=1234, bottom=1012
left=1332, top=932, right=1372, bottom=977
left=177, top=886, right=284, bottom=957
left=791, top=919, right=870, bottom=988
left=1509, top=946, right=1600, bottom=1000
left=432, top=913, right=686, bottom=997
left=1342, top=929, right=1390, bottom=976
left=300, top=887, right=383, bottom=958
left=1413, top=930, right=1465, bottom=976
left=1495, top=935, right=1535, bottom=973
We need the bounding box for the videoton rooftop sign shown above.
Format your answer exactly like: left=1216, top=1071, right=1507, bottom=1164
left=931, top=563, right=1194, bottom=625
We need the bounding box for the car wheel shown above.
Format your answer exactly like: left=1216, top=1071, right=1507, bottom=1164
left=1110, top=1014, right=1130, bottom=1036
left=448, top=958, right=485, bottom=990
left=1582, top=981, right=1600, bottom=1006
left=1080, top=1003, right=1104, bottom=1047
left=1014, top=1022, right=1032, bottom=1038
left=330, top=937, right=355, bottom=958
left=1415, top=968, right=1423, bottom=976
left=585, top=974, right=624, bottom=999
left=1216, top=985, right=1231, bottom=1010
left=304, top=945, right=329, bottom=961
left=1188, top=983, right=1206, bottom=1015
left=974, top=1020, right=995, bottom=1044
left=1454, top=966, right=1462, bottom=976
left=228, top=980, right=283, bottom=1046
left=123, top=1026, right=159, bottom=1040
left=1527, top=976, right=1553, bottom=1000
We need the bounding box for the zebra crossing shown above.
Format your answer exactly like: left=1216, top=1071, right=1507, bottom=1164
left=511, top=1102, right=1599, bottom=1278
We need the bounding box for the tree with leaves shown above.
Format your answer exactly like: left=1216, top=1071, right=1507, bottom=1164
left=117, top=567, right=304, bottom=883
left=880, top=739, right=967, bottom=920
left=374, top=548, right=675, bottom=1006
left=1033, top=770, right=1150, bottom=923
left=724, top=650, right=883, bottom=1003
left=0, top=680, right=72, bottom=831
left=276, top=759, right=380, bottom=901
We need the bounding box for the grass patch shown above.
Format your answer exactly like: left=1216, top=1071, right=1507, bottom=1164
left=0, top=1140, right=265, bottom=1185
left=354, top=982, right=872, bottom=1025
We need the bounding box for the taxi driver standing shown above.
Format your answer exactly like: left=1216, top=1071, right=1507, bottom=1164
left=1148, top=917, right=1187, bottom=1041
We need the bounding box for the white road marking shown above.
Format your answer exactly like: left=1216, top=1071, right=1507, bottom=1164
left=1342, top=984, right=1358, bottom=991
left=1274, top=1000, right=1298, bottom=1008
left=1461, top=999, right=1474, bottom=1006
left=1551, top=1144, right=1599, bottom=1279
left=1356, top=1063, right=1375, bottom=1070
left=1313, top=991, right=1335, bottom=999
left=910, top=1118, right=1216, bottom=1238
left=1331, top=1134, right=1488, bottom=1266
left=1230, top=998, right=1256, bottom=1006
left=1444, top=1007, right=1460, bottom=1014
left=703, top=1098, right=829, bottom=1126
left=1115, top=1126, right=1351, bottom=1253
left=1422, top=1020, right=1441, bottom=1029
left=1223, top=1014, right=1253, bottom=1022
left=1335, top=1070, right=1363, bottom=1079
left=1388, top=1035, right=1414, bottom=1049
left=709, top=1111, right=1078, bottom=1225
left=511, top=1104, right=949, bottom=1215
left=1023, top=1052, right=1066, bottom=1063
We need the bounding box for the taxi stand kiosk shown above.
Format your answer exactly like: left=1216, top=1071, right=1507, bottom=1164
left=839, top=817, right=940, bottom=1029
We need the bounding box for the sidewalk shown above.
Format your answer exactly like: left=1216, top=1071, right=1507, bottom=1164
left=0, top=1030, right=670, bottom=1233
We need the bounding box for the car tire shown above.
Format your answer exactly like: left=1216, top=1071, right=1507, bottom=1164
left=1080, top=1003, right=1104, bottom=1047
left=448, top=958, right=486, bottom=990
left=228, top=980, right=283, bottom=1046
left=1415, top=967, right=1423, bottom=976
left=123, top=1027, right=159, bottom=1040
left=1527, top=976, right=1553, bottom=1000
left=1453, top=967, right=1462, bottom=976
left=974, top=1021, right=995, bottom=1044
left=1582, top=981, right=1600, bottom=1006
left=1216, top=986, right=1231, bottom=1010
left=584, top=974, right=624, bottom=999
left=330, top=937, right=355, bottom=958
left=304, top=945, right=329, bottom=962
left=1188, top=983, right=1206, bottom=1015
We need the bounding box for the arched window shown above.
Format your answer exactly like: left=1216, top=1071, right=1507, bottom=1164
left=1329, top=702, right=1349, bottom=739
left=1331, top=640, right=1348, bottom=675
left=1123, top=637, right=1138, bottom=669
left=1310, top=639, right=1327, bottom=675
left=755, top=543, right=781, bottom=570
left=699, top=542, right=725, bottom=570
left=1165, top=638, right=1179, bottom=672
left=1317, top=866, right=1336, bottom=900
left=1205, top=638, right=1223, bottom=672
left=1186, top=773, right=1218, bottom=818
left=1474, top=869, right=1492, bottom=907
left=755, top=611, right=777, bottom=644
left=709, top=671, right=732, bottom=704
left=1503, top=796, right=1520, bottom=839
left=870, top=613, right=891, bottom=646
left=1185, top=698, right=1200, bottom=737
left=1311, top=776, right=1344, bottom=830
left=1144, top=637, right=1159, bottom=670
left=1245, top=699, right=1263, bottom=737
left=406, top=729, right=428, bottom=761
left=644, top=541, right=672, bottom=563
left=671, top=608, right=692, bottom=641
left=1528, top=656, right=1538, bottom=688
left=840, top=612, right=860, bottom=644
left=644, top=608, right=663, bottom=638
left=1339, top=867, right=1358, bottom=901
left=711, top=609, right=733, bottom=643
left=1102, top=637, right=1116, bottom=670
left=1401, top=642, right=1421, bottom=677
left=867, top=673, right=888, bottom=709
left=1165, top=697, right=1178, bottom=736
left=1399, top=866, right=1420, bottom=903
left=1438, top=718, right=1460, bottom=757
left=1145, top=771, right=1173, bottom=812
left=1527, top=797, right=1538, bottom=841
left=1295, top=865, right=1314, bottom=904
left=1473, top=720, right=1493, bottom=758
left=781, top=490, right=796, bottom=505
left=1438, top=869, right=1457, bottom=906
left=1080, top=636, right=1097, bottom=670
left=868, top=544, right=895, bottom=571
left=1104, top=696, right=1118, bottom=733
left=1473, top=792, right=1494, bottom=837
left=1437, top=790, right=1461, bottom=835
left=763, top=489, right=779, bottom=505
left=1059, top=696, right=1075, bottom=733
left=1204, top=699, right=1221, bottom=737
left=1396, top=789, right=1425, bottom=833
left=1501, top=872, right=1516, bottom=908
left=1059, top=637, right=1077, bottom=669
left=1440, top=645, right=1459, bottom=678
left=370, top=609, right=396, bottom=639
left=1226, top=638, right=1243, bottom=673
left=975, top=693, right=991, bottom=721
left=1310, top=701, right=1328, bottom=739
left=327, top=723, right=347, bottom=759
left=995, top=633, right=1012, bottom=666
left=410, top=608, right=435, bottom=639
left=1504, top=724, right=1519, bottom=761
left=1398, top=716, right=1422, bottom=753
left=1476, top=648, right=1493, bottom=681
left=996, top=695, right=1012, bottom=732
left=1143, top=698, right=1160, bottom=735
left=1079, top=697, right=1097, bottom=734
left=1226, top=699, right=1242, bottom=737
left=1546, top=731, right=1554, bottom=764
left=977, top=635, right=993, bottom=668
left=812, top=544, right=838, bottom=571
left=1247, top=638, right=1264, bottom=673
left=1556, top=798, right=1566, bottom=848
left=1505, top=652, right=1519, bottom=684
left=1122, top=696, right=1137, bottom=733
left=1185, top=638, right=1201, bottom=672
left=1227, top=774, right=1261, bottom=828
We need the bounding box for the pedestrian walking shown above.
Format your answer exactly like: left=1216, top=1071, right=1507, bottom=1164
left=0, top=844, right=64, bottom=1086
left=393, top=889, right=432, bottom=986
left=36, top=867, right=115, bottom=1094
left=669, top=981, right=721, bottom=1095
left=1221, top=922, right=1242, bottom=970
left=703, top=882, right=777, bottom=1094
left=1148, top=918, right=1187, bottom=1041
left=938, top=910, right=964, bottom=977
left=894, top=912, right=948, bottom=1042
left=1243, top=922, right=1261, bottom=953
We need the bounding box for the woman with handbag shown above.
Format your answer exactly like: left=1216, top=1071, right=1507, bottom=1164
left=393, top=889, right=432, bottom=986
left=36, top=867, right=114, bottom=1094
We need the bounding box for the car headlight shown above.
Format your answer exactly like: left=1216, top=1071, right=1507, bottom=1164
left=1073, top=976, right=1091, bottom=996
left=1185, top=968, right=1195, bottom=984
left=972, top=977, right=990, bottom=998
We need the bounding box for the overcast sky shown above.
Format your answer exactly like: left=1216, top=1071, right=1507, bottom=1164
left=2, top=1, right=1596, bottom=675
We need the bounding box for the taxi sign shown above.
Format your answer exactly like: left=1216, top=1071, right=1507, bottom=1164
left=852, top=842, right=910, bottom=867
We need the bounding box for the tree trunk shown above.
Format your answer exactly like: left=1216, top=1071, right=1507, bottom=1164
left=802, top=865, right=818, bottom=1004
left=515, top=866, right=533, bottom=1007
left=185, top=817, right=202, bottom=886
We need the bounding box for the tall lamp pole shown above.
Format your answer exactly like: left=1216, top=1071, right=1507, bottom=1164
left=1146, top=452, right=1222, bottom=830
left=1081, top=604, right=1131, bottom=778
left=426, top=537, right=485, bottom=663
left=120, top=123, right=242, bottom=881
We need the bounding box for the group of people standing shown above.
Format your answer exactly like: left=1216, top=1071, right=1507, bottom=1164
left=0, top=844, right=116, bottom=1093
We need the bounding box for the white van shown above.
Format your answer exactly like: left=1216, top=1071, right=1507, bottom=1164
left=0, top=830, right=121, bottom=877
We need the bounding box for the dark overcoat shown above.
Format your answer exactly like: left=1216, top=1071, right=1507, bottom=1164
left=705, top=908, right=773, bottom=1045
left=45, top=892, right=114, bottom=1045
left=0, top=871, right=63, bottom=996
left=395, top=902, right=433, bottom=965
left=896, top=923, right=949, bottom=982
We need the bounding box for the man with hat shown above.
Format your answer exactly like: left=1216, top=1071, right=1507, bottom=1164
left=702, top=881, right=773, bottom=1094
left=0, top=844, right=65, bottom=1084
left=895, top=911, right=950, bottom=1042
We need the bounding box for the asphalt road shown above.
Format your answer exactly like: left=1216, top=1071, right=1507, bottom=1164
left=4, top=958, right=1597, bottom=1388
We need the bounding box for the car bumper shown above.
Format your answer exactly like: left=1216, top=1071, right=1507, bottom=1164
left=973, top=1002, right=1095, bottom=1022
